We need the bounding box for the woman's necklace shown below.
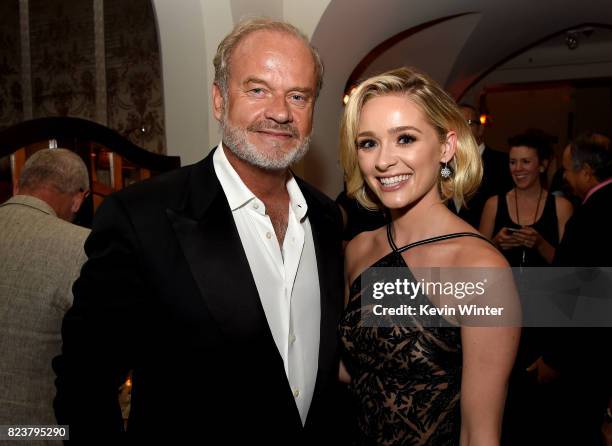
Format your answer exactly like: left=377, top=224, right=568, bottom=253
left=514, top=186, right=543, bottom=266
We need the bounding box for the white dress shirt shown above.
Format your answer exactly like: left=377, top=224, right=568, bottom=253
left=213, top=144, right=320, bottom=425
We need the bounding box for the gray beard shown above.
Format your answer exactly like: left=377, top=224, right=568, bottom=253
left=220, top=119, right=310, bottom=171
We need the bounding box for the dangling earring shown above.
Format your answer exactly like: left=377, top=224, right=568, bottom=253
left=440, top=161, right=452, bottom=179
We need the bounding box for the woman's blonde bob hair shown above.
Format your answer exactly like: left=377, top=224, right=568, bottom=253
left=340, top=67, right=482, bottom=210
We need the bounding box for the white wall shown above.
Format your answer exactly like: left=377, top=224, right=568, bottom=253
left=152, top=0, right=331, bottom=167
left=152, top=0, right=211, bottom=166
left=153, top=0, right=612, bottom=199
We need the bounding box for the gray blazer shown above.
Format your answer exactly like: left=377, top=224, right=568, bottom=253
left=0, top=195, right=89, bottom=432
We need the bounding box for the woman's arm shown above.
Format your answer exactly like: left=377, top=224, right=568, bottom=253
left=457, top=248, right=520, bottom=446
left=460, top=326, right=520, bottom=446
left=513, top=226, right=555, bottom=263
left=479, top=195, right=520, bottom=250
left=478, top=195, right=498, bottom=239
left=555, top=196, right=574, bottom=241
left=512, top=195, right=574, bottom=263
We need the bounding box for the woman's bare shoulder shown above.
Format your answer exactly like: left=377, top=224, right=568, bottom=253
left=345, top=226, right=389, bottom=284
left=454, top=234, right=509, bottom=268
left=554, top=194, right=574, bottom=213
left=483, top=194, right=499, bottom=210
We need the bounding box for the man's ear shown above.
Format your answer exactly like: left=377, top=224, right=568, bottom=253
left=212, top=83, right=225, bottom=121
left=70, top=191, right=86, bottom=214
left=441, top=131, right=457, bottom=163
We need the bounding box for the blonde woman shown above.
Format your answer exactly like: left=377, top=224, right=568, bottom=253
left=338, top=67, right=520, bottom=445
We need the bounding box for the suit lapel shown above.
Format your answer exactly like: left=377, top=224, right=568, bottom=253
left=166, top=159, right=340, bottom=429
left=298, top=180, right=342, bottom=389
left=166, top=152, right=271, bottom=342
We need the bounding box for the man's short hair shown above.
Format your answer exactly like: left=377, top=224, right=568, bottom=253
left=19, top=149, right=89, bottom=195
left=213, top=18, right=324, bottom=99
left=568, top=132, right=612, bottom=181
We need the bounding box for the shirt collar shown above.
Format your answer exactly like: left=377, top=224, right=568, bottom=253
left=479, top=143, right=486, bottom=156
left=287, top=175, right=308, bottom=221
left=213, top=143, right=256, bottom=211
left=213, top=142, right=308, bottom=219
left=1, top=194, right=57, bottom=217
left=583, top=177, right=612, bottom=204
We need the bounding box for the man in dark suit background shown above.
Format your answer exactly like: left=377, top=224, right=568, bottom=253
left=453, top=104, right=513, bottom=227
left=532, top=132, right=612, bottom=445
left=555, top=132, right=612, bottom=266
left=53, top=18, right=344, bottom=444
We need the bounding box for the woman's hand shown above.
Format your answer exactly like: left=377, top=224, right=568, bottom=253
left=511, top=226, right=541, bottom=249
left=512, top=227, right=555, bottom=263
left=493, top=228, right=522, bottom=250
left=526, top=356, right=560, bottom=384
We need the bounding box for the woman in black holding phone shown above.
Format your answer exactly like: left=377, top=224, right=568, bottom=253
left=479, top=130, right=573, bottom=445
left=479, top=131, right=573, bottom=267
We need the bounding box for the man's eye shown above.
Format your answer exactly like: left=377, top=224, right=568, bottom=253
left=357, top=139, right=376, bottom=149
left=290, top=94, right=306, bottom=101
left=398, top=134, right=416, bottom=145
left=249, top=88, right=265, bottom=96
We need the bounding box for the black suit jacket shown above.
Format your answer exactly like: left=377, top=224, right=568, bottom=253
left=548, top=181, right=612, bottom=370
left=554, top=181, right=612, bottom=267
left=53, top=149, right=345, bottom=444
left=455, top=146, right=513, bottom=227
left=542, top=182, right=612, bottom=440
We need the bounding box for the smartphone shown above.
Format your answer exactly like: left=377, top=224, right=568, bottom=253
left=506, top=227, right=520, bottom=232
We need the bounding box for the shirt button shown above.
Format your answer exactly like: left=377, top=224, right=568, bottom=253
left=252, top=202, right=259, bottom=210
left=289, top=334, right=296, bottom=344
left=293, top=388, right=300, bottom=398
left=266, top=232, right=272, bottom=239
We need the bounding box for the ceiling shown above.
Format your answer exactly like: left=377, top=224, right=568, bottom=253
left=304, top=0, right=612, bottom=195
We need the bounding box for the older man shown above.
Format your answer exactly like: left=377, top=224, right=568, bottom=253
left=0, top=149, right=89, bottom=433
left=533, top=133, right=612, bottom=445
left=53, top=19, right=344, bottom=443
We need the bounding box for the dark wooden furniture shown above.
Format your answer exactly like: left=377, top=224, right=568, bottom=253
left=0, top=117, right=181, bottom=227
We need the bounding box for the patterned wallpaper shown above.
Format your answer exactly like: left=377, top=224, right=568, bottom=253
left=0, top=0, right=23, bottom=130
left=0, top=0, right=165, bottom=154
left=105, top=0, right=165, bottom=154
left=30, top=0, right=97, bottom=120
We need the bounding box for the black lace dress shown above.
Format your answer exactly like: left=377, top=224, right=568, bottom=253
left=339, top=227, right=491, bottom=445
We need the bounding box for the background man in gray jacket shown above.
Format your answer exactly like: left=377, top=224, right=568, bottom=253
left=0, top=149, right=90, bottom=433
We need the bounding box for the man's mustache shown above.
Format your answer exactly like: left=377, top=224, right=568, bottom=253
left=247, top=120, right=299, bottom=138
